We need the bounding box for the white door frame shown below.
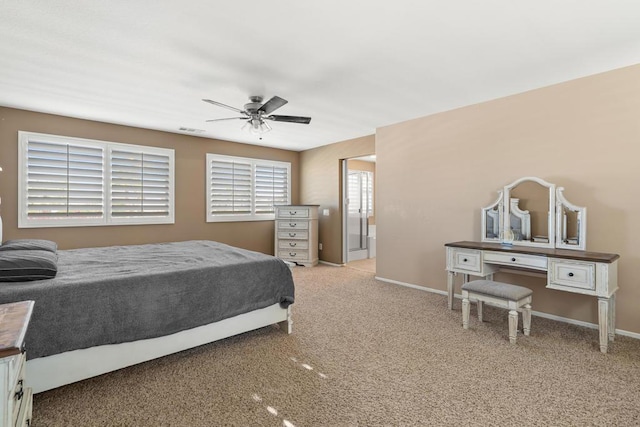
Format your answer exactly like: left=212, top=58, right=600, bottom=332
left=341, top=159, right=349, bottom=264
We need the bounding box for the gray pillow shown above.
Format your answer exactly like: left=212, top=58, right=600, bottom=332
left=0, top=250, right=58, bottom=282
left=0, top=239, right=58, bottom=253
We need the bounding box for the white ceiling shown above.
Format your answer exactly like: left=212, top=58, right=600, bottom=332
left=2, top=1, right=640, bottom=152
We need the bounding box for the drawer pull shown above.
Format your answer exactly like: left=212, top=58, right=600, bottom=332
left=289, top=211, right=297, bottom=215
left=462, top=258, right=468, bottom=262
left=289, top=243, right=297, bottom=247
left=289, top=233, right=297, bottom=237
left=568, top=272, right=574, bottom=277
left=14, top=379, right=24, bottom=401
left=511, top=257, right=516, bottom=262
left=289, top=223, right=297, bottom=227
left=289, top=252, right=297, bottom=257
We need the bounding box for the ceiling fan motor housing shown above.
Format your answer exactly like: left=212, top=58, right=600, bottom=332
left=245, top=96, right=264, bottom=113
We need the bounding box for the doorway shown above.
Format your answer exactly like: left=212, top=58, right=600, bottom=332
left=347, top=170, right=372, bottom=261
left=342, top=156, right=376, bottom=268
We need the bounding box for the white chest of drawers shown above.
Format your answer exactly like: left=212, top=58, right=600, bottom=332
left=1, top=301, right=34, bottom=427
left=275, top=205, right=319, bottom=267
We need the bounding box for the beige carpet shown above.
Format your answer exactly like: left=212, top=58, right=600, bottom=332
left=346, top=257, right=376, bottom=273
left=34, top=265, right=640, bottom=426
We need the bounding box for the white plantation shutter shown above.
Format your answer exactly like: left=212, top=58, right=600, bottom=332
left=347, top=171, right=374, bottom=216
left=347, top=173, right=360, bottom=215
left=366, top=171, right=374, bottom=215
left=255, top=163, right=289, bottom=214
left=23, top=138, right=104, bottom=223
left=110, top=149, right=171, bottom=219
left=209, top=159, right=252, bottom=215
left=206, top=154, right=291, bottom=222
left=18, top=132, right=174, bottom=228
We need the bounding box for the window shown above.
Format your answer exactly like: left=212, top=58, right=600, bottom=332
left=18, top=131, right=174, bottom=228
left=348, top=170, right=374, bottom=217
left=206, top=153, right=290, bottom=222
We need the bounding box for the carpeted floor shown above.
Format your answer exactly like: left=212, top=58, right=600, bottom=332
left=33, top=264, right=640, bottom=426
left=346, top=258, right=376, bottom=273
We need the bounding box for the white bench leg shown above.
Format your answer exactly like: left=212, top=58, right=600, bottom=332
left=523, top=303, right=531, bottom=336
left=477, top=300, right=483, bottom=322
left=508, top=310, right=518, bottom=344
left=462, top=297, right=470, bottom=329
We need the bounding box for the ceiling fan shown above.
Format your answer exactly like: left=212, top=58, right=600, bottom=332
left=203, top=95, right=311, bottom=135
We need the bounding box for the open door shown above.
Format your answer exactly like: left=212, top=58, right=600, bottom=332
left=342, top=157, right=375, bottom=264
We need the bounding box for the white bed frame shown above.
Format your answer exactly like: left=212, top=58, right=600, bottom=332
left=27, top=303, right=292, bottom=393
left=1, top=203, right=293, bottom=393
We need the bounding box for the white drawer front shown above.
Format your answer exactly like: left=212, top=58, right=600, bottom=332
left=278, top=240, right=309, bottom=250
left=484, top=251, right=547, bottom=271
left=277, top=231, right=309, bottom=240
left=279, top=250, right=310, bottom=261
left=277, top=207, right=310, bottom=219
left=14, top=387, right=32, bottom=427
left=11, top=353, right=27, bottom=426
left=277, top=220, right=309, bottom=230
left=4, top=353, right=25, bottom=395
left=548, top=260, right=595, bottom=291
left=451, top=248, right=481, bottom=273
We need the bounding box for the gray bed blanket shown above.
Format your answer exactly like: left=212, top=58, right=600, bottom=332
left=0, top=240, right=294, bottom=359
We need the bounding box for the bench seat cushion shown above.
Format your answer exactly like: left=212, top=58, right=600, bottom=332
left=462, top=280, right=532, bottom=300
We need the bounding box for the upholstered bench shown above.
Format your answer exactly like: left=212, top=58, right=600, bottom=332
left=461, top=280, right=533, bottom=344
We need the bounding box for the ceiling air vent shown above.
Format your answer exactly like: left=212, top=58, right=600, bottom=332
left=179, top=127, right=206, bottom=133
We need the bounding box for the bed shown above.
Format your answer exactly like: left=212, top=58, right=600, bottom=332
left=0, top=240, right=294, bottom=393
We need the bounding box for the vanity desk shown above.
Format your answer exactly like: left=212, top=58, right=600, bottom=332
left=445, top=241, right=619, bottom=353
left=447, top=177, right=620, bottom=353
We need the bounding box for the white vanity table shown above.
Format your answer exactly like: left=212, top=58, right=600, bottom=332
left=445, top=177, right=620, bottom=353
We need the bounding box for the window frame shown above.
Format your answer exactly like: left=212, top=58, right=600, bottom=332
left=18, top=131, right=175, bottom=228
left=206, top=153, right=291, bottom=223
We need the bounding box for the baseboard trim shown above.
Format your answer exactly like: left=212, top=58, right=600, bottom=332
left=319, top=260, right=346, bottom=267
left=374, top=275, right=640, bottom=340
left=375, top=276, right=447, bottom=295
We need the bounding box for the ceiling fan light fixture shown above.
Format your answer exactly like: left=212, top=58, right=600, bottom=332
left=243, top=118, right=271, bottom=135
left=260, top=121, right=272, bottom=133
left=249, top=118, right=261, bottom=135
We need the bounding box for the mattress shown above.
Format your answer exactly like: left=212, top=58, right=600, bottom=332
left=0, top=240, right=294, bottom=359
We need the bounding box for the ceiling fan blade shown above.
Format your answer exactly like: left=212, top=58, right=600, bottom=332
left=202, top=99, right=245, bottom=114
left=266, top=115, right=312, bottom=124
left=205, top=117, right=249, bottom=122
left=258, top=96, right=288, bottom=115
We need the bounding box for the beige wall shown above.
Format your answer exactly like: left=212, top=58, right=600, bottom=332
left=0, top=107, right=299, bottom=254
left=299, top=135, right=375, bottom=264
left=347, top=159, right=375, bottom=173
left=375, top=63, right=640, bottom=334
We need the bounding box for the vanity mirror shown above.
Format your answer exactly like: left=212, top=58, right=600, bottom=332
left=555, top=187, right=587, bottom=250
left=481, top=192, right=502, bottom=241
left=481, top=177, right=586, bottom=250
left=508, top=198, right=531, bottom=242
